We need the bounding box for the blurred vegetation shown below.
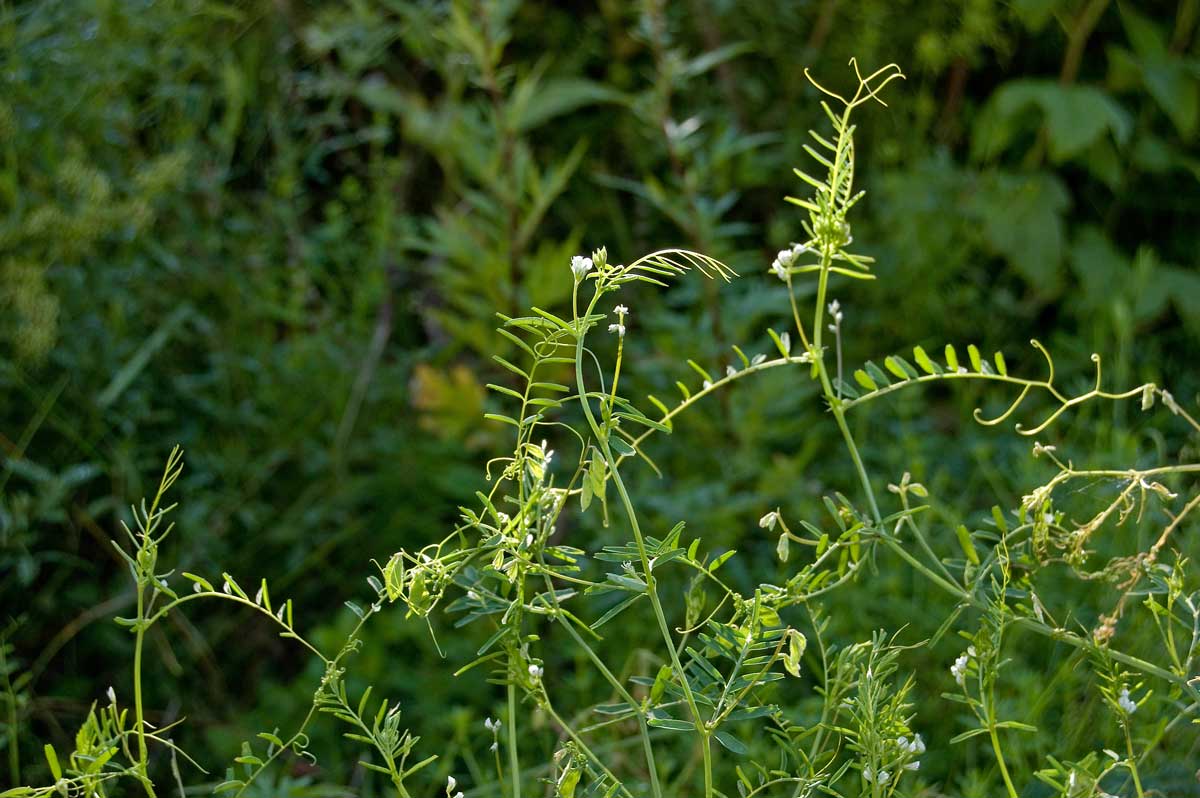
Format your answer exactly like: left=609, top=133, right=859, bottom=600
left=1, top=0, right=1197, bottom=795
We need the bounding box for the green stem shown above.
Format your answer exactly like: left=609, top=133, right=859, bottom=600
left=881, top=527, right=1198, bottom=698
left=573, top=288, right=713, bottom=798
left=132, top=587, right=156, bottom=797
left=541, top=702, right=636, bottom=798
left=1125, top=724, right=1145, bottom=798
left=988, top=724, right=1019, bottom=798
left=810, top=253, right=882, bottom=525
left=507, top=682, right=521, bottom=798
left=553, top=605, right=661, bottom=797
left=624, top=471, right=714, bottom=798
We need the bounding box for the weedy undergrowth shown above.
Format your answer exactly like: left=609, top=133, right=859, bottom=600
left=7, top=60, right=1199, bottom=798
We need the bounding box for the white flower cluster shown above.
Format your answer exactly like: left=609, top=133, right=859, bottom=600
left=862, top=765, right=890, bottom=785
left=897, top=733, right=925, bottom=771
left=827, top=299, right=843, bottom=332
left=770, top=243, right=810, bottom=280
left=528, top=663, right=543, bottom=681
left=758, top=511, right=779, bottom=531
left=484, top=716, right=501, bottom=751
left=951, top=645, right=976, bottom=688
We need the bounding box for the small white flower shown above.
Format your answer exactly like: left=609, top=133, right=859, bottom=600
left=751, top=353, right=766, bottom=365
left=726, top=365, right=736, bottom=377
left=490, top=741, right=499, bottom=752
left=771, top=246, right=804, bottom=280
left=447, top=776, right=457, bottom=793
left=524, top=534, right=534, bottom=547
left=702, top=380, right=713, bottom=390
left=222, top=581, right=232, bottom=595
left=467, top=590, right=479, bottom=601
left=909, top=733, right=925, bottom=754
left=484, top=717, right=499, bottom=732
left=528, top=664, right=544, bottom=681
left=193, top=581, right=202, bottom=593
left=106, top=686, right=116, bottom=705
left=759, top=511, right=779, bottom=531
left=571, top=255, right=593, bottom=280
left=1117, top=687, right=1137, bottom=715
left=254, top=585, right=264, bottom=605
left=779, top=332, right=791, bottom=356
left=614, top=304, right=628, bottom=315
left=862, top=766, right=890, bottom=785
left=951, top=652, right=970, bottom=687
left=608, top=323, right=625, bottom=336
left=828, top=299, right=842, bottom=323
left=904, top=760, right=920, bottom=771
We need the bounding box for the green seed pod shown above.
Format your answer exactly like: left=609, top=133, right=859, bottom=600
left=649, top=664, right=672, bottom=704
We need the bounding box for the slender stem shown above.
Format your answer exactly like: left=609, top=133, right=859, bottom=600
left=132, top=586, right=156, bottom=797
left=147, top=593, right=328, bottom=664
left=1124, top=724, right=1145, bottom=798
left=553, top=607, right=661, bottom=797
left=702, top=737, right=713, bottom=798
left=900, top=505, right=956, bottom=585
left=612, top=465, right=714, bottom=796
left=988, top=724, right=1019, bottom=798
left=809, top=249, right=882, bottom=525
left=784, top=274, right=813, bottom=355
left=880, top=529, right=1199, bottom=700
left=573, top=287, right=713, bottom=797
left=507, top=683, right=521, bottom=798
left=540, top=701, right=636, bottom=798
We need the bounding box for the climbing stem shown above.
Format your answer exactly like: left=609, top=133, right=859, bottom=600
left=573, top=287, right=713, bottom=798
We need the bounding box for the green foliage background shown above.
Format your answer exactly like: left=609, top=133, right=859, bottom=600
left=1, top=0, right=1198, bottom=794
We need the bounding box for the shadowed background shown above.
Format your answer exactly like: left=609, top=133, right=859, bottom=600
left=2, top=1, right=1198, bottom=795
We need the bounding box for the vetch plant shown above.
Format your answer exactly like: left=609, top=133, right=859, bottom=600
left=7, top=60, right=1199, bottom=798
